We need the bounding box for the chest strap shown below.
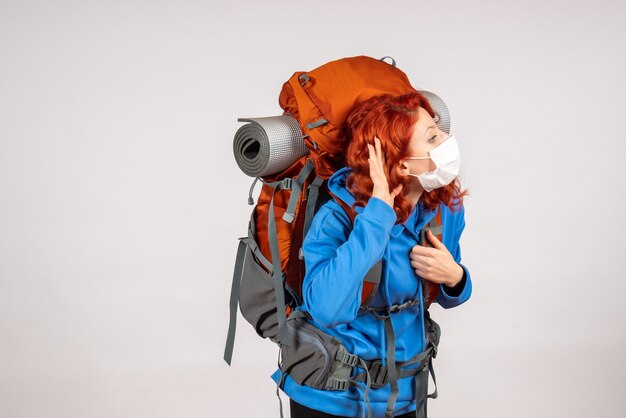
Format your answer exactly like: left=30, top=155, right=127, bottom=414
left=359, top=297, right=420, bottom=319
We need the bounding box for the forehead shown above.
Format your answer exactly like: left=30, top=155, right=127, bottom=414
left=407, top=107, right=437, bottom=153
left=412, top=107, right=436, bottom=132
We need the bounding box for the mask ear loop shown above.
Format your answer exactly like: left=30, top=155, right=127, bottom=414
left=402, top=156, right=435, bottom=180
left=404, top=133, right=454, bottom=162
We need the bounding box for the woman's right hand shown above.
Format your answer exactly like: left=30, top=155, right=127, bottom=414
left=367, top=136, right=403, bottom=208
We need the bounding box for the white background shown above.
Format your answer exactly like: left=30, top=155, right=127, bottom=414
left=1, top=0, right=625, bottom=417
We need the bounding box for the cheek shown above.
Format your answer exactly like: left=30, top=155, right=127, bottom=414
left=415, top=160, right=435, bottom=175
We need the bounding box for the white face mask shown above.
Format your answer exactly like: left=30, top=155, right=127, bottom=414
left=404, top=135, right=461, bottom=192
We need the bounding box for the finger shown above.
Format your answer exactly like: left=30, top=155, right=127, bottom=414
left=368, top=143, right=379, bottom=168
left=375, top=137, right=384, bottom=165
left=411, top=264, right=429, bottom=279
left=410, top=247, right=425, bottom=260
left=413, top=264, right=428, bottom=278
left=426, top=229, right=445, bottom=249
left=410, top=257, right=426, bottom=269
left=369, top=139, right=378, bottom=168
left=368, top=157, right=381, bottom=182
left=368, top=157, right=378, bottom=178
left=411, top=257, right=426, bottom=269
left=410, top=245, right=435, bottom=258
left=367, top=150, right=377, bottom=172
left=368, top=144, right=379, bottom=170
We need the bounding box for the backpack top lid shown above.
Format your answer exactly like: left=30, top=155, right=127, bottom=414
left=278, top=55, right=417, bottom=179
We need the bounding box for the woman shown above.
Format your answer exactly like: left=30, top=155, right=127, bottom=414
left=271, top=91, right=472, bottom=418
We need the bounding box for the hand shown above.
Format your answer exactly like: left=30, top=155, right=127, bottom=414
left=409, top=229, right=464, bottom=287
left=367, top=136, right=403, bottom=208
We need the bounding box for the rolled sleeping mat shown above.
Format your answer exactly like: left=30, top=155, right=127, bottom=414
left=233, top=115, right=309, bottom=178
left=232, top=90, right=450, bottom=177
left=418, top=90, right=451, bottom=135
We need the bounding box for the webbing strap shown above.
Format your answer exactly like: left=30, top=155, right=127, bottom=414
left=353, top=357, right=373, bottom=418
left=286, top=309, right=308, bottom=321
left=283, top=159, right=315, bottom=223
left=306, top=118, right=328, bottom=130
left=428, top=356, right=439, bottom=406
left=260, top=177, right=292, bottom=189
left=303, top=175, right=324, bottom=238
left=400, top=342, right=436, bottom=370
left=326, top=339, right=437, bottom=417
left=421, top=209, right=442, bottom=308
left=360, top=297, right=420, bottom=319
left=223, top=237, right=247, bottom=365
left=268, top=185, right=292, bottom=347
left=384, top=317, right=399, bottom=418
left=350, top=345, right=434, bottom=387
left=275, top=348, right=285, bottom=418
left=415, top=353, right=439, bottom=417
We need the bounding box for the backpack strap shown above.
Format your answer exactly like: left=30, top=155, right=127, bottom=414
left=303, top=174, right=325, bottom=239
left=266, top=173, right=310, bottom=349
left=383, top=316, right=399, bottom=418
left=415, top=309, right=440, bottom=417
left=326, top=191, right=383, bottom=308
left=282, top=158, right=315, bottom=224
left=223, top=237, right=248, bottom=366
left=419, top=207, right=443, bottom=309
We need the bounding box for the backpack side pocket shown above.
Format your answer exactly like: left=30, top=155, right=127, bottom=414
left=280, top=316, right=351, bottom=390
left=424, top=310, right=441, bottom=353
left=238, top=241, right=280, bottom=341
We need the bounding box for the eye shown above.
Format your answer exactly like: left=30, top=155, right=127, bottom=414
left=428, top=135, right=437, bottom=143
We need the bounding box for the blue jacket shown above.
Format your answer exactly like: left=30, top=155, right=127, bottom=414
left=271, top=166, right=472, bottom=417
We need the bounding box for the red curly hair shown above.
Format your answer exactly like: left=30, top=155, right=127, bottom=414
left=341, top=91, right=469, bottom=224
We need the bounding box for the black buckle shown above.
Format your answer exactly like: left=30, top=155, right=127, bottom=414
left=325, top=377, right=349, bottom=391
left=336, top=351, right=359, bottom=367
left=360, top=305, right=391, bottom=320
left=389, top=298, right=419, bottom=314
left=430, top=342, right=438, bottom=359
left=361, top=298, right=420, bottom=319
left=368, top=360, right=388, bottom=387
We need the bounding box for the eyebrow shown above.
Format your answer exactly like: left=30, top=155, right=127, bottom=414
left=424, top=125, right=436, bottom=135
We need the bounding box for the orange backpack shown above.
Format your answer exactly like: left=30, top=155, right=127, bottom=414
left=225, top=55, right=446, bottom=363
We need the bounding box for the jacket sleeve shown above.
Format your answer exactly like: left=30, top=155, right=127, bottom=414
left=436, top=204, right=473, bottom=309
left=301, top=197, right=397, bottom=328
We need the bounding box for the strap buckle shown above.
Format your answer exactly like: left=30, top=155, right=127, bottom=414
left=388, top=298, right=420, bottom=314
left=360, top=305, right=390, bottom=320
left=326, top=377, right=349, bottom=391
left=336, top=351, right=359, bottom=367
left=361, top=297, right=420, bottom=319
left=367, top=359, right=388, bottom=387
left=429, top=341, right=438, bottom=359
left=281, top=178, right=293, bottom=190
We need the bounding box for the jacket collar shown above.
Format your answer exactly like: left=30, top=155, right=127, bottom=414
left=327, top=166, right=437, bottom=239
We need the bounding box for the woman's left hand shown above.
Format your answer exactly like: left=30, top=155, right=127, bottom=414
left=409, top=230, right=464, bottom=287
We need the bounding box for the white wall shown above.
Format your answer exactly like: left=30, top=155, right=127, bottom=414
left=1, top=0, right=625, bottom=417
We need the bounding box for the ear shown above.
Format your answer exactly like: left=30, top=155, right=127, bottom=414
left=396, top=160, right=410, bottom=176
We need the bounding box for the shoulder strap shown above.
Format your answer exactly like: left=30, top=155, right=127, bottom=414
left=420, top=206, right=443, bottom=310
left=325, top=191, right=382, bottom=308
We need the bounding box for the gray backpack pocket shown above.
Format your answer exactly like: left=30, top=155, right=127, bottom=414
left=238, top=241, right=280, bottom=342
left=280, top=315, right=354, bottom=390
left=424, top=310, right=441, bottom=353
